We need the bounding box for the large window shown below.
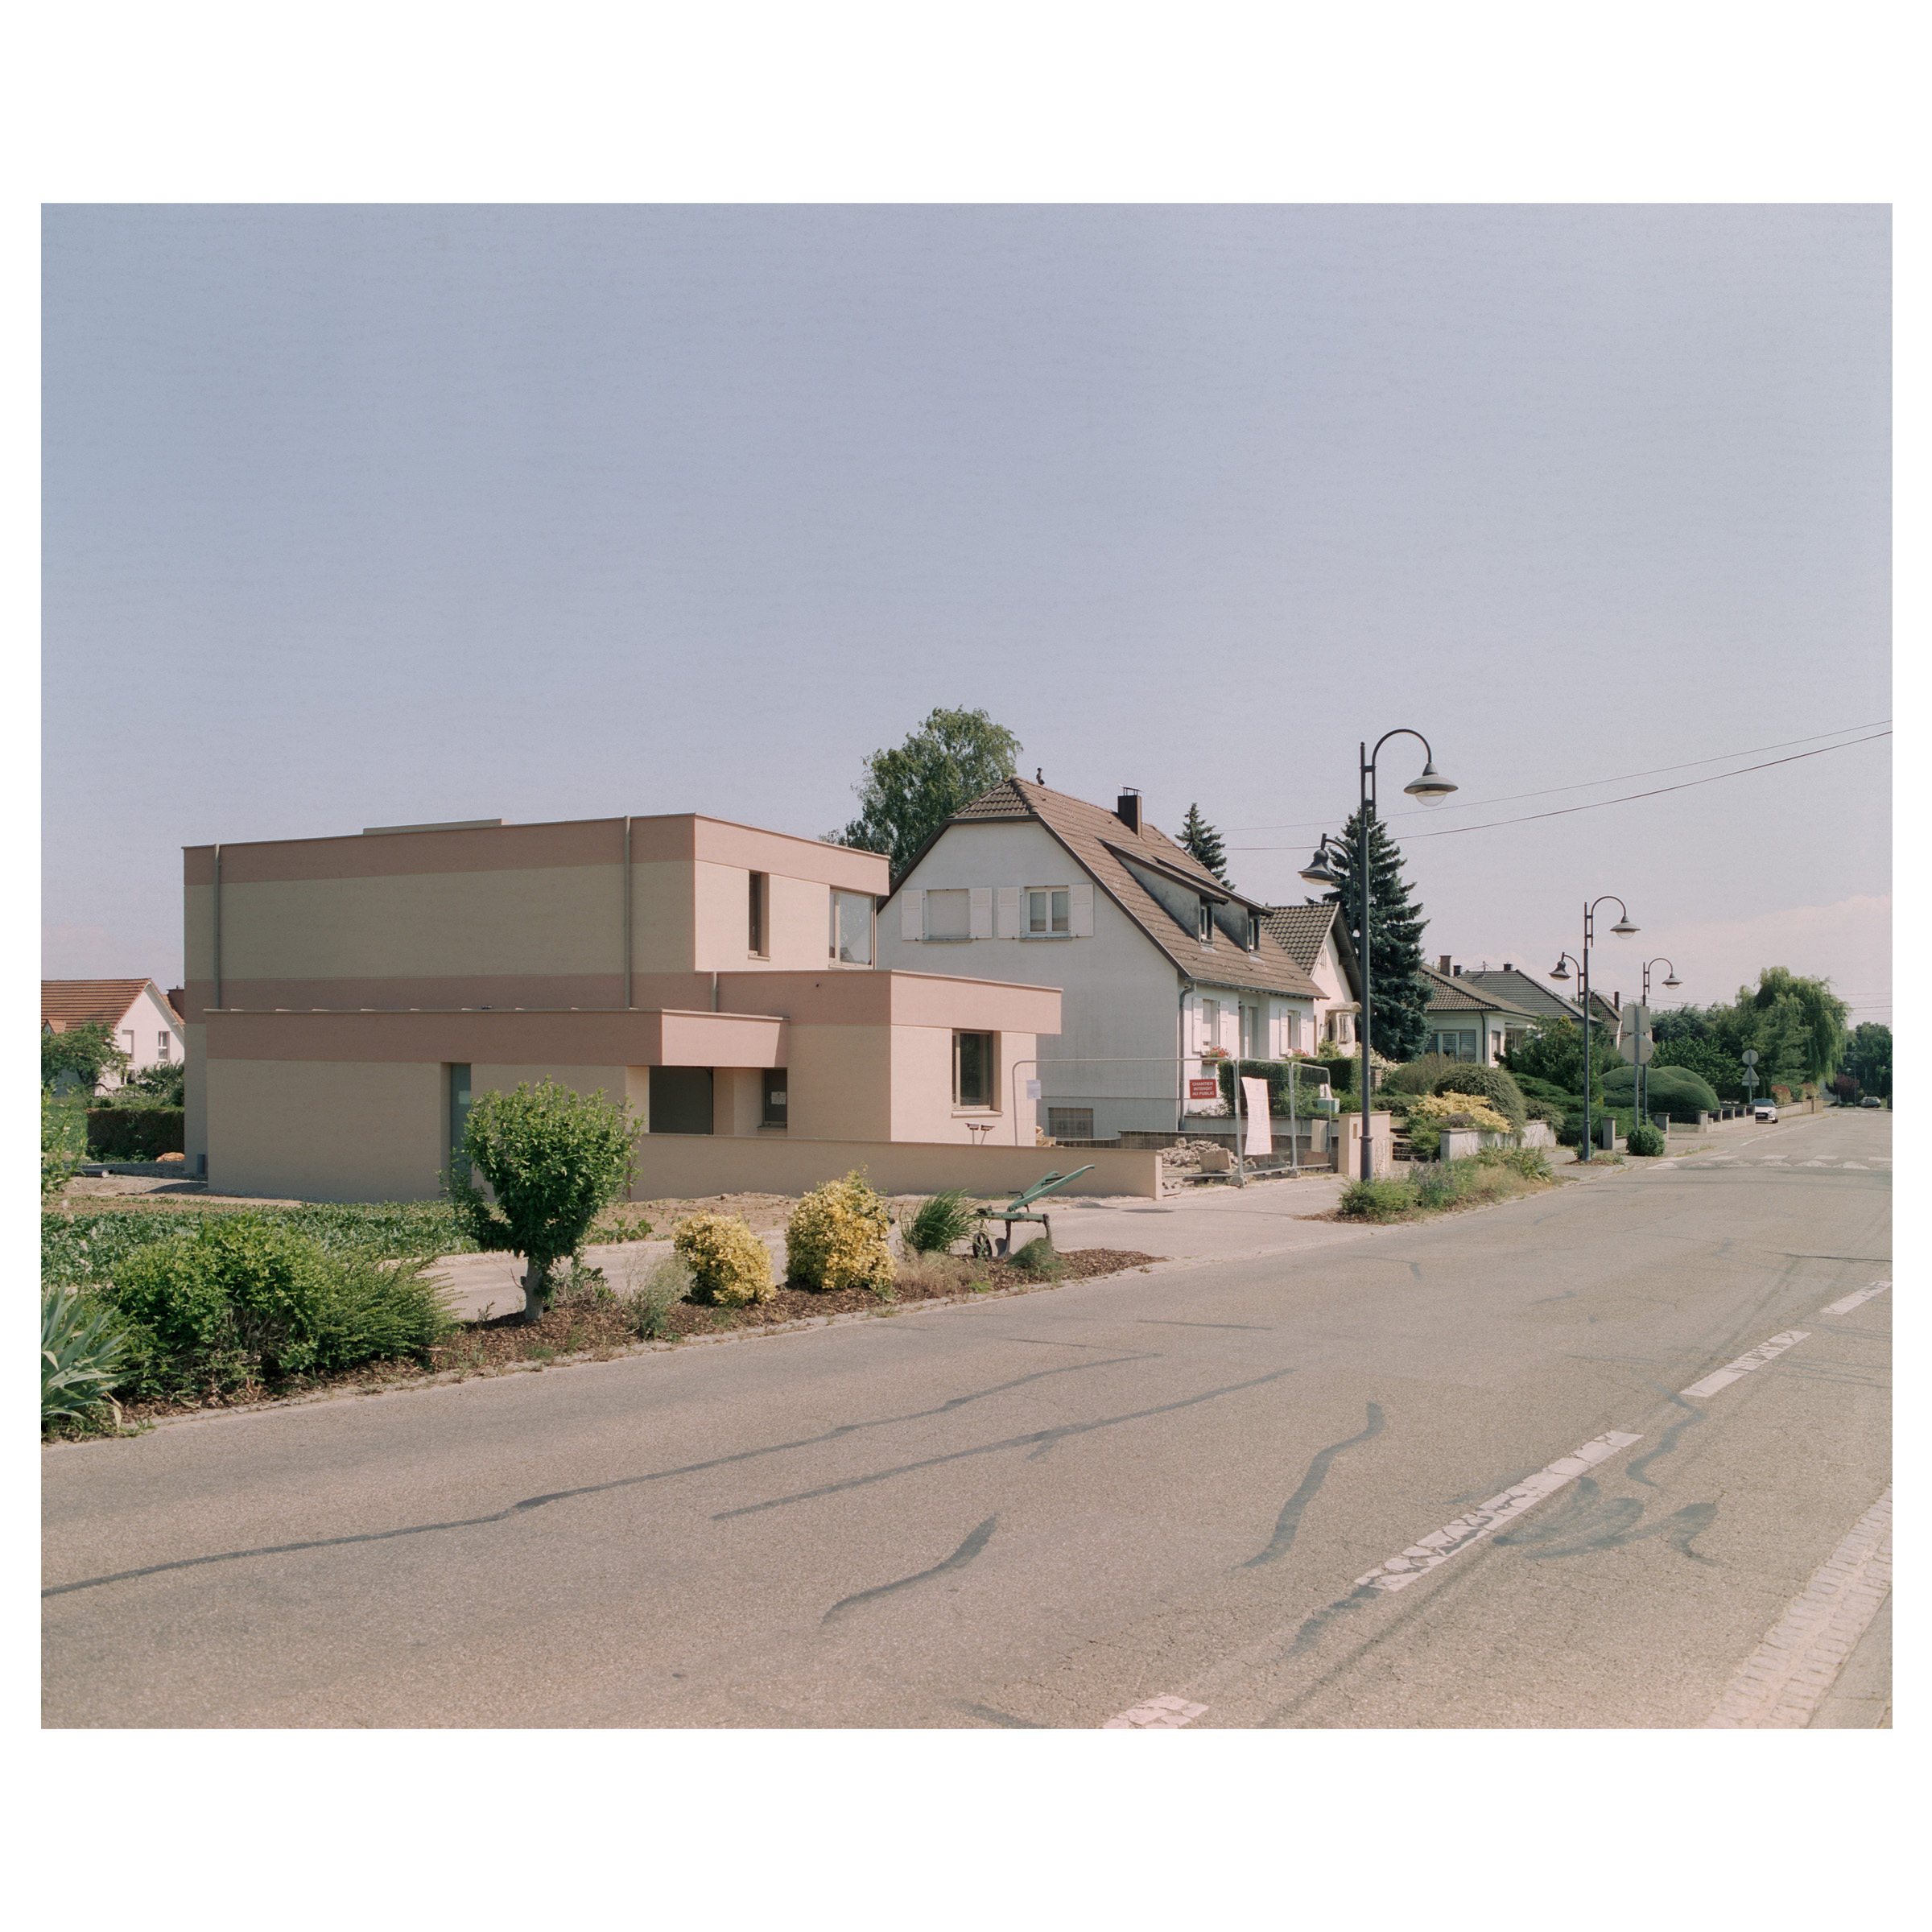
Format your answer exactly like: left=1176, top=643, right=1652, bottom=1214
left=1427, top=1030, right=1480, bottom=1060
left=925, top=888, right=970, bottom=940
left=1025, top=887, right=1070, bottom=936
left=830, top=889, right=873, bottom=965
left=954, top=1030, right=996, bottom=1108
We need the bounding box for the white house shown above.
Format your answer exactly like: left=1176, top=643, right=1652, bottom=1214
left=876, top=780, right=1323, bottom=1141
left=1262, top=902, right=1361, bottom=1050
left=42, top=978, right=184, bottom=1088
left=1417, top=964, right=1545, bottom=1066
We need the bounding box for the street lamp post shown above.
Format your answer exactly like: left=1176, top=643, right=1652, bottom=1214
left=1637, top=957, right=1681, bottom=1122
left=1549, top=897, right=1638, bottom=1162
left=1300, top=730, right=1456, bottom=1180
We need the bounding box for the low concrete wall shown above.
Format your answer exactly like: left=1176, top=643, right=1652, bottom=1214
left=630, top=1134, right=1162, bottom=1201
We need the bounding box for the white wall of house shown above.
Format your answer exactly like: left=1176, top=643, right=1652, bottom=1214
left=1306, top=930, right=1357, bottom=1049
left=104, top=984, right=185, bottom=1087
left=879, top=819, right=1313, bottom=1140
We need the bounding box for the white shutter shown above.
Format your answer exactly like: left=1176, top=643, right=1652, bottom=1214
left=1069, top=881, right=1094, bottom=936
left=968, top=887, right=993, bottom=939
left=900, top=890, right=923, bottom=941
left=995, top=887, right=1022, bottom=938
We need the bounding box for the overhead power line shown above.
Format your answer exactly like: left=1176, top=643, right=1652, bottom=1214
left=1221, top=718, right=1891, bottom=836
left=1230, top=732, right=1892, bottom=850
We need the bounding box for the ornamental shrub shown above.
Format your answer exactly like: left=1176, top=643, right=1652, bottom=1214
left=1404, top=1091, right=1513, bottom=1155
left=1625, top=1121, right=1666, bottom=1157
left=901, top=1188, right=976, bottom=1255
left=1380, top=1053, right=1463, bottom=1096
left=42, top=1286, right=129, bottom=1431
left=1596, top=1063, right=1719, bottom=1121
left=786, top=1170, right=894, bottom=1294
left=1427, top=1064, right=1526, bottom=1131
left=672, top=1214, right=774, bottom=1306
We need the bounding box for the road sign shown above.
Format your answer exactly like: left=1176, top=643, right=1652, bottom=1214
left=1742, top=1050, right=1758, bottom=1067
left=1743, top=1069, right=1759, bottom=1091
left=1616, top=1004, right=1654, bottom=1065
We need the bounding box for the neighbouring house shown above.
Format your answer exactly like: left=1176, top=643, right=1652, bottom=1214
left=42, top=979, right=184, bottom=1088
left=182, top=813, right=1076, bottom=1202
left=873, top=780, right=1323, bottom=1142
left=1418, top=963, right=1545, bottom=1066
left=1261, top=902, right=1361, bottom=1051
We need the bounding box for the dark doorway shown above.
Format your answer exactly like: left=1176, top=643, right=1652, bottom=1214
left=649, top=1066, right=714, bottom=1135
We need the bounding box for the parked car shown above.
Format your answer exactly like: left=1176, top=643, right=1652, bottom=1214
left=1753, top=1101, right=1778, bottom=1122
left=1860, top=1095, right=1883, bottom=1108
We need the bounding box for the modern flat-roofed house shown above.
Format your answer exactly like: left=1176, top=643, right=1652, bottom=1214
left=874, top=780, right=1321, bottom=1142
left=1261, top=902, right=1361, bottom=1051
left=43, top=979, right=184, bottom=1088
left=183, top=814, right=1060, bottom=1200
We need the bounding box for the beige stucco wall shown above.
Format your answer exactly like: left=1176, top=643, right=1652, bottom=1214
left=786, top=1023, right=893, bottom=1141
left=715, top=1066, right=766, bottom=1136
left=627, top=1134, right=1161, bottom=1202
left=184, top=1022, right=208, bottom=1174
left=207, top=1059, right=445, bottom=1201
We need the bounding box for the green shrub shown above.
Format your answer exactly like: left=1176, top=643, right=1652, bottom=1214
left=1625, top=1121, right=1666, bottom=1157
left=1476, top=1146, right=1554, bottom=1180
left=674, top=1214, right=774, bottom=1306
left=1381, top=1054, right=1463, bottom=1096
left=1428, top=1064, right=1526, bottom=1131
left=42, top=1286, right=129, bottom=1431
left=1215, top=1058, right=1335, bottom=1114
left=901, top=1189, right=976, bottom=1255
left=109, top=1216, right=452, bottom=1397
left=41, top=1091, right=87, bottom=1200
left=623, top=1254, right=692, bottom=1337
left=1338, top=1179, right=1414, bottom=1223
left=786, top=1170, right=894, bottom=1293
left=1599, top=1063, right=1719, bottom=1121
left=86, top=1107, right=185, bottom=1160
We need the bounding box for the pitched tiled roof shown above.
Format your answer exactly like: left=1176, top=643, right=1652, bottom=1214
left=1261, top=902, right=1363, bottom=1005
left=1458, top=967, right=1584, bottom=1022
left=1420, top=966, right=1546, bottom=1017
left=42, top=979, right=165, bottom=1033
left=914, top=780, right=1323, bottom=999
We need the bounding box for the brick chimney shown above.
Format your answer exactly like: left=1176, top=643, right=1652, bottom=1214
left=1116, top=789, right=1142, bottom=834
left=1438, top=955, right=1451, bottom=974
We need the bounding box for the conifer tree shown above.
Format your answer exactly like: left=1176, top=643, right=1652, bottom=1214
left=1179, top=803, right=1229, bottom=884
left=1322, top=804, right=1431, bottom=1063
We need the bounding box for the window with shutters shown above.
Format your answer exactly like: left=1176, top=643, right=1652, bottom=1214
left=1201, top=998, right=1220, bottom=1051
left=925, top=888, right=970, bottom=939
left=1024, top=887, right=1070, bottom=936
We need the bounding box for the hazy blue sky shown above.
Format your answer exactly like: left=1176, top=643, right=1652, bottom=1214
left=43, top=204, right=1890, bottom=1021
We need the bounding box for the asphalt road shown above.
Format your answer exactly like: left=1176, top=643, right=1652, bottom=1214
left=43, top=1108, right=1891, bottom=1728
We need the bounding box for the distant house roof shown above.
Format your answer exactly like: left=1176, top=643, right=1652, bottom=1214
left=1420, top=966, right=1546, bottom=1018
left=1458, top=967, right=1584, bottom=1023
left=1261, top=902, right=1363, bottom=1006
left=900, top=778, right=1323, bottom=1000
left=42, top=978, right=177, bottom=1034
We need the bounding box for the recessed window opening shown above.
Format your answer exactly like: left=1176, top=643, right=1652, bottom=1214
left=158, top=1034, right=172, bottom=1059
left=954, top=1030, right=996, bottom=1108
left=830, top=889, right=873, bottom=965
left=749, top=873, right=767, bottom=956
left=1197, top=899, right=1212, bottom=943
left=762, top=1068, right=788, bottom=1126
left=448, top=1064, right=473, bottom=1167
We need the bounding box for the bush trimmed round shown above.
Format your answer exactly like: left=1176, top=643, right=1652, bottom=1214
left=786, top=1170, right=894, bottom=1294
left=1428, top=1064, right=1527, bottom=1131
left=1598, top=1063, right=1719, bottom=1120
left=1625, top=1121, right=1667, bottom=1157
left=672, top=1213, right=774, bottom=1306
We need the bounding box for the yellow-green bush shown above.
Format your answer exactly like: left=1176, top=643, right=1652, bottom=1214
left=672, top=1213, right=774, bottom=1306
left=786, top=1170, right=894, bottom=1294
left=1405, top=1091, right=1516, bottom=1158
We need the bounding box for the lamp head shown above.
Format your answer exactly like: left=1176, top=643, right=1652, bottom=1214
left=1402, top=760, right=1457, bottom=807
left=1297, top=844, right=1340, bottom=886
left=1549, top=958, right=1572, bottom=981
left=1611, top=914, right=1639, bottom=936
left=1663, top=971, right=1681, bottom=988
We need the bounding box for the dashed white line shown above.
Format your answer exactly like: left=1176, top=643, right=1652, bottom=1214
left=1352, top=1430, right=1644, bottom=1595
left=1705, top=1488, right=1892, bottom=1728
left=1680, top=1331, right=1809, bottom=1400
left=1821, top=1281, right=1891, bottom=1316
left=1103, top=1693, right=1208, bottom=1729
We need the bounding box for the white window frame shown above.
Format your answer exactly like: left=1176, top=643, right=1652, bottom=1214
left=1023, top=886, right=1071, bottom=938
left=952, top=1030, right=999, bottom=1111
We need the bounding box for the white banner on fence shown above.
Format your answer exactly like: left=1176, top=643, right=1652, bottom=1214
left=1242, top=1078, right=1273, bottom=1155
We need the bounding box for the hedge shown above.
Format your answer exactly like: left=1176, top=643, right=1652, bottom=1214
left=85, top=1108, right=184, bottom=1159
left=1214, top=1059, right=1338, bottom=1114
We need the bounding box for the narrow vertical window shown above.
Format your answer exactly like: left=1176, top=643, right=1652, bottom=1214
left=1197, top=900, right=1212, bottom=943
left=762, top=1067, right=788, bottom=1126
left=749, top=872, right=766, bottom=956
left=953, top=1030, right=995, bottom=1107
left=448, top=1063, right=473, bottom=1169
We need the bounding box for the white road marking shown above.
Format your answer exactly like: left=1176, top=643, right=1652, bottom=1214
left=1103, top=1693, right=1208, bottom=1729
left=1705, top=1488, right=1892, bottom=1728
left=1821, top=1282, right=1891, bottom=1316
left=1352, top=1430, right=1643, bottom=1595
left=1842, top=1162, right=1867, bottom=1170
left=1680, top=1330, right=1810, bottom=1399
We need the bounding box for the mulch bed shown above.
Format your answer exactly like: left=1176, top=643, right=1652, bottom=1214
left=77, top=1247, right=1165, bottom=1433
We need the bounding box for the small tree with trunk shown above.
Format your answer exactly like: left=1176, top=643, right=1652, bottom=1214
left=446, top=1080, right=640, bottom=1323
left=42, top=1019, right=130, bottom=1093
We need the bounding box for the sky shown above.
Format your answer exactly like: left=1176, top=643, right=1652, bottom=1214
left=41, top=204, right=1891, bottom=1024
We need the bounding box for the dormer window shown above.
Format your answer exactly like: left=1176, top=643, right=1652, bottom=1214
left=1247, top=912, right=1261, bottom=952
left=1197, top=898, right=1212, bottom=943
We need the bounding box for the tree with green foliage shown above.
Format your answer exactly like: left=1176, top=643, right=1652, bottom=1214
left=1322, top=805, right=1431, bottom=1064
left=1504, top=1015, right=1623, bottom=1094
left=41, top=1020, right=130, bottom=1093
left=1841, top=1022, right=1890, bottom=1100
left=1179, top=804, right=1229, bottom=885
left=446, top=1080, right=641, bottom=1323
left=832, top=706, right=1022, bottom=879
left=1744, top=966, right=1848, bottom=1086
left=1650, top=1034, right=1746, bottom=1100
